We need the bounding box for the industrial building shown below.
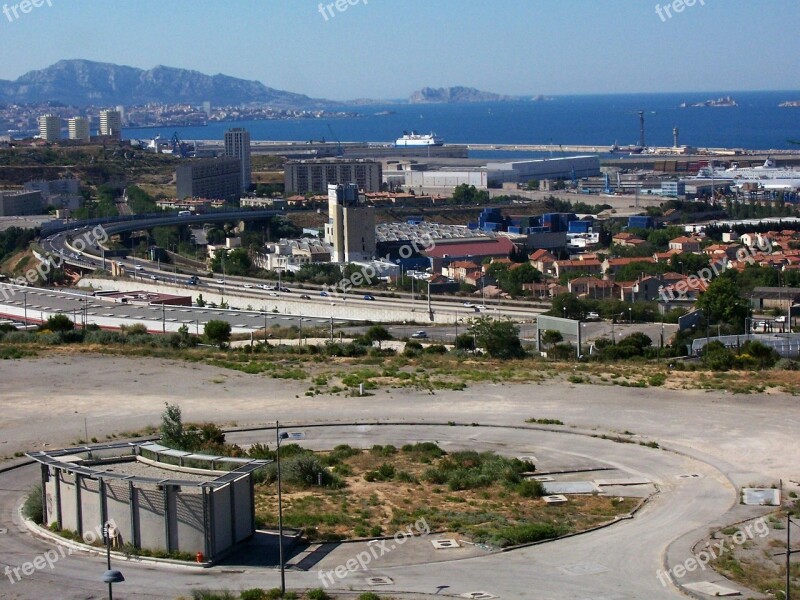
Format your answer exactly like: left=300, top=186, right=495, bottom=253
left=37, top=115, right=61, bottom=142
left=285, top=159, right=382, bottom=195
left=67, top=117, right=90, bottom=141
left=484, top=156, right=601, bottom=186
left=325, top=183, right=376, bottom=263
left=99, top=109, right=122, bottom=137
left=402, top=155, right=601, bottom=193
left=24, top=178, right=82, bottom=211
left=28, top=441, right=268, bottom=563
left=0, top=190, right=43, bottom=216
left=224, top=128, right=252, bottom=191
left=176, top=158, right=242, bottom=202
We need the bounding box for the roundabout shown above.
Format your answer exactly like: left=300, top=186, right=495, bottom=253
left=0, top=355, right=796, bottom=599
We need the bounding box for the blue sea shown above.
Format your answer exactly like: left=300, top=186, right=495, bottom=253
left=123, top=91, right=800, bottom=156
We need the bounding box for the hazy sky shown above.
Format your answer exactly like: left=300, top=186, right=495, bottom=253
left=1, top=0, right=798, bottom=100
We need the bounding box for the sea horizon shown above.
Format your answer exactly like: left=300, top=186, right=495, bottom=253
left=124, top=90, right=800, bottom=152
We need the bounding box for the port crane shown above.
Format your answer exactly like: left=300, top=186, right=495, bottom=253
left=170, top=132, right=193, bottom=158
left=327, top=124, right=344, bottom=157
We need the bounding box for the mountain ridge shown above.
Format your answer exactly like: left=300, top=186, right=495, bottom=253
left=0, top=59, right=333, bottom=108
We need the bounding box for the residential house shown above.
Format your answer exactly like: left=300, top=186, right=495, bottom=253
left=668, top=236, right=701, bottom=253
left=552, top=258, right=603, bottom=280
left=567, top=276, right=615, bottom=299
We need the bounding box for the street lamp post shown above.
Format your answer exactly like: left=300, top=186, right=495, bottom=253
left=102, top=522, right=124, bottom=599
left=275, top=424, right=305, bottom=596
left=276, top=423, right=286, bottom=595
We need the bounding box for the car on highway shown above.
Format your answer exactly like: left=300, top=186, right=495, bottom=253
left=150, top=275, right=158, bottom=281
left=278, top=287, right=291, bottom=293
left=216, top=279, right=226, bottom=284
left=476, top=305, right=486, bottom=310
left=300, top=294, right=311, bottom=300
left=243, top=283, right=254, bottom=289
left=259, top=284, right=273, bottom=290
left=134, top=265, right=143, bottom=271
left=411, top=330, right=428, bottom=339
left=320, top=291, right=329, bottom=297
left=269, top=292, right=279, bottom=297
left=463, top=302, right=475, bottom=308
left=186, top=276, right=200, bottom=285
left=363, top=294, right=375, bottom=301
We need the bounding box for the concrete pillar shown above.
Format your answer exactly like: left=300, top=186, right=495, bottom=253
left=54, top=470, right=62, bottom=529
left=128, top=481, right=138, bottom=548
left=75, top=474, right=82, bottom=537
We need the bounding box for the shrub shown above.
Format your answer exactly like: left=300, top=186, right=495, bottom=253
left=23, top=484, right=44, bottom=524
left=240, top=589, right=266, bottom=600
left=517, top=479, right=546, bottom=498
left=357, top=594, right=382, bottom=600
left=306, top=589, right=330, bottom=600
left=190, top=591, right=236, bottom=600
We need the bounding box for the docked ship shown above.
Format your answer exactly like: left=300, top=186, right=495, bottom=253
left=698, top=159, right=800, bottom=189
left=395, top=131, right=444, bottom=147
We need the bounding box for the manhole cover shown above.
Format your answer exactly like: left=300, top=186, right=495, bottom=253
left=543, top=495, right=568, bottom=504
left=366, top=576, right=393, bottom=586
left=518, top=455, right=537, bottom=462
left=432, top=539, right=460, bottom=549
left=461, top=593, right=496, bottom=599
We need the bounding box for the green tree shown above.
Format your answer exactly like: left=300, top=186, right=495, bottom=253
left=210, top=248, right=253, bottom=277
left=541, top=330, right=563, bottom=349
left=696, top=273, right=750, bottom=332
left=42, top=313, right=74, bottom=332
left=204, top=320, right=232, bottom=347
left=160, top=403, right=184, bottom=448
left=363, top=325, right=392, bottom=349
left=469, top=317, right=526, bottom=359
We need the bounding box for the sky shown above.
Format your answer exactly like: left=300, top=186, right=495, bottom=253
left=0, top=0, right=798, bottom=100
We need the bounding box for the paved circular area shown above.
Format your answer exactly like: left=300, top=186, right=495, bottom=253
left=0, top=355, right=797, bottom=599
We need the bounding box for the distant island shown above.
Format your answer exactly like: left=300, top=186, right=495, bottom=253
left=680, top=96, right=738, bottom=108
left=779, top=101, right=800, bottom=108
left=409, top=86, right=530, bottom=104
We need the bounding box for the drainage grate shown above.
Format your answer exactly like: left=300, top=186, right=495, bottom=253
left=366, top=576, right=393, bottom=586
left=431, top=539, right=460, bottom=549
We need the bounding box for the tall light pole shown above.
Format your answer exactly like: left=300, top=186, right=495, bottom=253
left=275, top=425, right=304, bottom=596
left=102, top=521, right=124, bottom=599
left=276, top=422, right=286, bottom=595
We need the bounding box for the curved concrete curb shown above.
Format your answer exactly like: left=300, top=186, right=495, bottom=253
left=19, top=506, right=210, bottom=571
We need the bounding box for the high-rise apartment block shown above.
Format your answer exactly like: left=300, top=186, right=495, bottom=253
left=324, top=183, right=376, bottom=263
left=37, top=115, right=62, bottom=142
left=224, top=128, right=252, bottom=191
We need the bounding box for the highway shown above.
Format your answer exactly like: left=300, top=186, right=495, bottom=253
left=36, top=219, right=548, bottom=326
